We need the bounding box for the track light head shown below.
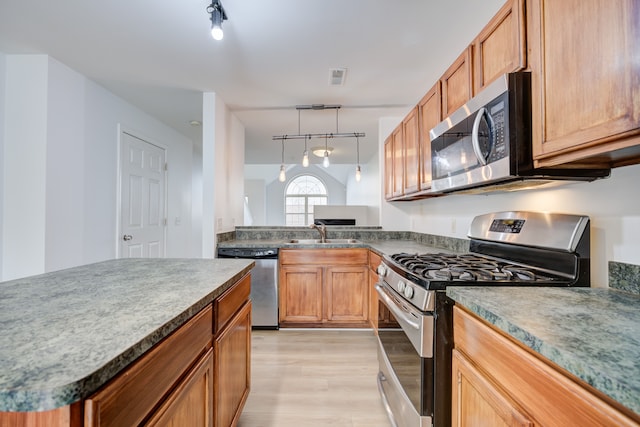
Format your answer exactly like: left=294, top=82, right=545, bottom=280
left=207, top=0, right=227, bottom=41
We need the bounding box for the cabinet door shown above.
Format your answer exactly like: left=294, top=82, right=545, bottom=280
left=324, top=265, right=369, bottom=323
left=441, top=47, right=473, bottom=118
left=473, top=0, right=526, bottom=94
left=391, top=124, right=404, bottom=198
left=528, top=0, right=640, bottom=167
left=452, top=349, right=533, bottom=427
left=418, top=82, right=441, bottom=191
left=383, top=135, right=394, bottom=200
left=402, top=107, right=420, bottom=195
left=145, top=349, right=213, bottom=427
left=214, top=301, right=251, bottom=427
left=279, top=265, right=323, bottom=324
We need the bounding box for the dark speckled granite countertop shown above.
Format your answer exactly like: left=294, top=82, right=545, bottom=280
left=0, top=258, right=253, bottom=412
left=446, top=287, right=640, bottom=417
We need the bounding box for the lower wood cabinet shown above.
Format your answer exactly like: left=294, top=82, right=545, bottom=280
left=146, top=349, right=213, bottom=427
left=279, top=248, right=369, bottom=327
left=214, top=300, right=251, bottom=427
left=452, top=306, right=640, bottom=426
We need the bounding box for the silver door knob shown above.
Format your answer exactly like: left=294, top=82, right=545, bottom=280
left=123, top=235, right=133, bottom=241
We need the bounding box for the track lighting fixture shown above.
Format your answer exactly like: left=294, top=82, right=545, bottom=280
left=355, top=136, right=362, bottom=182
left=323, top=136, right=330, bottom=168
left=207, top=0, right=227, bottom=41
left=302, top=135, right=309, bottom=167
left=272, top=105, right=365, bottom=173
left=278, top=140, right=286, bottom=182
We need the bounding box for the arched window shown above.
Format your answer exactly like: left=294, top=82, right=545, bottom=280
left=285, top=175, right=328, bottom=226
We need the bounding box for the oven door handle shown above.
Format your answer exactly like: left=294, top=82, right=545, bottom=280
left=375, top=284, right=420, bottom=330
left=376, top=372, right=399, bottom=427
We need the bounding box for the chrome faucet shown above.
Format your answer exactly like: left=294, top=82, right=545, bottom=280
left=309, top=223, right=327, bottom=243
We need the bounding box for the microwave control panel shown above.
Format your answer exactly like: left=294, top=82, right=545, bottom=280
left=487, top=99, right=507, bottom=162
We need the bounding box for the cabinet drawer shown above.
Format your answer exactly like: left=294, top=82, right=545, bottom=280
left=214, top=273, right=251, bottom=335
left=84, top=306, right=213, bottom=427
left=280, top=248, right=368, bottom=266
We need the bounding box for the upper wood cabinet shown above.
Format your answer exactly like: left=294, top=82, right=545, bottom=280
left=402, top=107, right=420, bottom=194
left=441, top=47, right=473, bottom=118
left=528, top=0, right=640, bottom=168
left=383, top=136, right=394, bottom=200
left=214, top=300, right=251, bottom=427
left=391, top=124, right=405, bottom=198
left=418, top=82, right=441, bottom=191
left=473, top=0, right=526, bottom=94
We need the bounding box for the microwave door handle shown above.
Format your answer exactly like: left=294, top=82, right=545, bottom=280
left=472, top=107, right=489, bottom=166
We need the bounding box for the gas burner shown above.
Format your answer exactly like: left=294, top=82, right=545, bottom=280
left=388, top=251, right=569, bottom=285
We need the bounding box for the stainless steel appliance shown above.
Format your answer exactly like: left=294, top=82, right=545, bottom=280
left=429, top=73, right=609, bottom=194
left=375, top=211, right=591, bottom=427
left=217, top=247, right=279, bottom=329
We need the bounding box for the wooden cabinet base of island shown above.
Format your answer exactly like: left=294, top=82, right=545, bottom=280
left=1, top=274, right=251, bottom=427
left=452, top=306, right=640, bottom=427
left=279, top=248, right=369, bottom=328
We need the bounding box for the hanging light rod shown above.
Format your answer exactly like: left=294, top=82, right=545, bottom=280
left=295, top=104, right=341, bottom=110
left=273, top=105, right=364, bottom=140
left=272, top=132, right=365, bottom=141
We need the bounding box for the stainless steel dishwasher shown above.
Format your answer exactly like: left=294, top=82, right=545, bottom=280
left=217, top=247, right=279, bottom=329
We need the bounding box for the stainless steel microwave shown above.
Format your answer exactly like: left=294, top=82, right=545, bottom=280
left=429, top=72, right=609, bottom=194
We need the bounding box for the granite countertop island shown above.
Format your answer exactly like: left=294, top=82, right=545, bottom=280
left=446, top=287, right=640, bottom=417
left=0, top=258, right=254, bottom=412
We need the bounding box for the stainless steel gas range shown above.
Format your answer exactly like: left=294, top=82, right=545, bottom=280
left=374, top=211, right=591, bottom=427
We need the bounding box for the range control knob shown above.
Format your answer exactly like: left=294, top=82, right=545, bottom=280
left=397, top=281, right=406, bottom=293
left=404, top=286, right=414, bottom=299
left=377, top=264, right=387, bottom=277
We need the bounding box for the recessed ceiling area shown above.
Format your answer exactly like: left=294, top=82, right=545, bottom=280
left=0, top=0, right=505, bottom=165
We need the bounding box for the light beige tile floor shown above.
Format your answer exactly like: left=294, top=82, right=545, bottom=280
left=238, top=329, right=392, bottom=427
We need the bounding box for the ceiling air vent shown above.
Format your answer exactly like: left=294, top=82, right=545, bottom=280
left=329, top=68, right=347, bottom=86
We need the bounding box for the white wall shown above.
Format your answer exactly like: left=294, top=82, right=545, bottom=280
left=346, top=152, right=381, bottom=224
left=0, top=52, right=6, bottom=279
left=263, top=164, right=348, bottom=226
left=245, top=163, right=379, bottom=226
left=3, top=55, right=49, bottom=279
left=1, top=54, right=198, bottom=280
left=202, top=92, right=245, bottom=255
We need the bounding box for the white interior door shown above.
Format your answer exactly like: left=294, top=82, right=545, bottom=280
left=120, top=132, right=166, bottom=258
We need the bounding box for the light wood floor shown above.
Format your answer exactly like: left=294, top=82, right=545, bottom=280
left=238, top=329, right=392, bottom=427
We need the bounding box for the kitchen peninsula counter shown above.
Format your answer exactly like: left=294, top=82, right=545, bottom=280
left=0, top=258, right=253, bottom=413
left=447, top=287, right=640, bottom=418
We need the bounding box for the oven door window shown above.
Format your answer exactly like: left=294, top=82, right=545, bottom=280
left=377, top=301, right=434, bottom=416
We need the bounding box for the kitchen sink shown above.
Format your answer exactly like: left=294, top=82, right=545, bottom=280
left=287, top=238, right=360, bottom=244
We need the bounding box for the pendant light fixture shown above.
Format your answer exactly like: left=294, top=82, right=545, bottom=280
left=278, top=140, right=286, bottom=182
left=323, top=135, right=330, bottom=168
left=355, top=136, right=362, bottom=182
left=207, top=0, right=227, bottom=41
left=302, top=135, right=310, bottom=167
left=272, top=105, right=365, bottom=173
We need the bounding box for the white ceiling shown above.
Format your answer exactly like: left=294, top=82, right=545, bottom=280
left=0, top=0, right=504, bottom=165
